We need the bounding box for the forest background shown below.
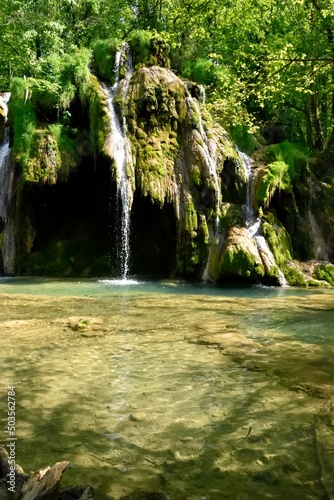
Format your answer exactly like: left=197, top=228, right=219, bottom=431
left=1, top=0, right=334, bottom=159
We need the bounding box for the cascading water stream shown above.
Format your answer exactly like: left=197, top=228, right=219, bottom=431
left=0, top=128, right=12, bottom=221
left=0, top=93, right=16, bottom=275
left=238, top=150, right=288, bottom=287
left=102, top=44, right=133, bottom=279
left=184, top=85, right=220, bottom=228
left=183, top=85, right=222, bottom=281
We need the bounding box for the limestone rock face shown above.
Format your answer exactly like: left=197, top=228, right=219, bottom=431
left=118, top=65, right=241, bottom=278
left=9, top=40, right=333, bottom=285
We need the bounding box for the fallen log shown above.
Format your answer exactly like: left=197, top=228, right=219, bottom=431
left=0, top=447, right=94, bottom=499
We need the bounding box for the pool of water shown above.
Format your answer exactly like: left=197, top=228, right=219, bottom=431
left=0, top=279, right=333, bottom=499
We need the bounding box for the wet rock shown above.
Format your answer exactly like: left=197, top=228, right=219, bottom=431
left=219, top=226, right=265, bottom=281
left=129, top=412, right=146, bottom=422
left=190, top=331, right=262, bottom=357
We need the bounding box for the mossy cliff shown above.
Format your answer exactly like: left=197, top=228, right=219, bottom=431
left=2, top=38, right=333, bottom=286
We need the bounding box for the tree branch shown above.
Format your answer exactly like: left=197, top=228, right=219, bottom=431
left=265, top=58, right=334, bottom=63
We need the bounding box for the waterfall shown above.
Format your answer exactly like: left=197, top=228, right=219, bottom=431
left=184, top=85, right=220, bottom=228
left=0, top=93, right=15, bottom=275
left=0, top=128, right=13, bottom=222
left=198, top=85, right=206, bottom=104
left=239, top=151, right=288, bottom=287
left=102, top=44, right=133, bottom=279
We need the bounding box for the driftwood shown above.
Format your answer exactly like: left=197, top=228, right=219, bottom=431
left=0, top=446, right=170, bottom=500
left=0, top=447, right=94, bottom=499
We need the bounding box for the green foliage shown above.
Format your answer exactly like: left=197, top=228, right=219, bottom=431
left=33, top=48, right=92, bottom=110
left=181, top=59, right=218, bottom=87
left=230, top=125, right=260, bottom=155
left=129, top=30, right=170, bottom=68
left=2, top=0, right=334, bottom=153
left=257, top=161, right=291, bottom=208
left=9, top=78, right=37, bottom=168
left=130, top=30, right=151, bottom=66
left=85, top=73, right=111, bottom=156
left=315, top=264, right=334, bottom=286
left=265, top=141, right=309, bottom=180
left=9, top=51, right=89, bottom=176
left=92, top=38, right=120, bottom=83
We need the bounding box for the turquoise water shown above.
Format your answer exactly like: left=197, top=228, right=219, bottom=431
left=0, top=279, right=333, bottom=499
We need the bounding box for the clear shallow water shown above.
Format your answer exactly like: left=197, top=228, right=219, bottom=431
left=0, top=279, right=334, bottom=499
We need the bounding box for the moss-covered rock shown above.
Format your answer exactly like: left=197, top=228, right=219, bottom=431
left=11, top=36, right=321, bottom=284
left=261, top=211, right=292, bottom=269
left=129, top=31, right=170, bottom=69
left=315, top=263, right=334, bottom=286
left=256, top=160, right=291, bottom=208
left=127, top=68, right=185, bottom=195
left=25, top=130, right=62, bottom=184
left=86, top=74, right=112, bottom=158
left=306, top=277, right=331, bottom=287
left=218, top=227, right=265, bottom=281
left=220, top=203, right=244, bottom=229
left=284, top=262, right=307, bottom=286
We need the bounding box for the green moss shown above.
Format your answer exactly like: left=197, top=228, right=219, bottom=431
left=257, top=161, right=291, bottom=207
left=185, top=199, right=198, bottom=234
left=127, top=66, right=186, bottom=204
left=284, top=264, right=307, bottom=286
left=129, top=31, right=170, bottom=68
left=265, top=141, right=308, bottom=180
left=10, top=77, right=77, bottom=183
left=315, top=263, right=334, bottom=286
left=85, top=73, right=111, bottom=157
left=220, top=203, right=244, bottom=229
left=25, top=130, right=62, bottom=184
left=29, top=48, right=92, bottom=112
left=48, top=123, right=77, bottom=180
left=221, top=247, right=265, bottom=279
left=75, top=319, right=92, bottom=330
left=10, top=50, right=92, bottom=175
left=9, top=78, right=37, bottom=168
left=306, top=278, right=331, bottom=287
left=261, top=212, right=292, bottom=269
left=92, top=38, right=120, bottom=83
left=230, top=124, right=260, bottom=155
left=190, top=165, right=203, bottom=188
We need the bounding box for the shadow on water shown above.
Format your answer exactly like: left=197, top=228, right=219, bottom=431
left=4, top=348, right=333, bottom=500
left=0, top=281, right=334, bottom=498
